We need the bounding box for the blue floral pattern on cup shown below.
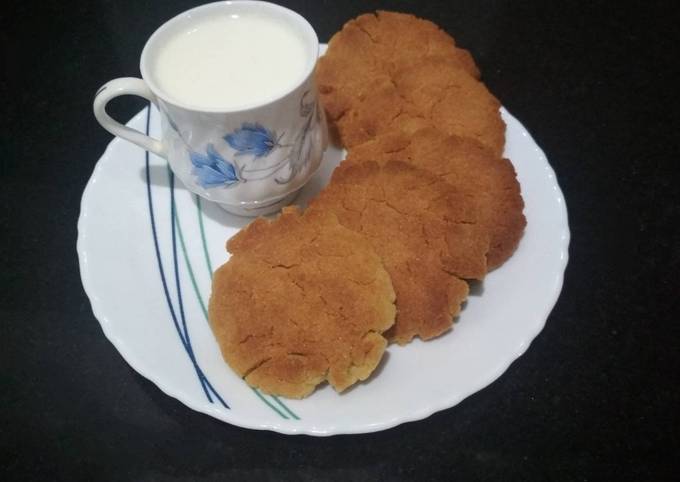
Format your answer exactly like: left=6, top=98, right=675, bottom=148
left=181, top=90, right=319, bottom=190
left=190, top=144, right=239, bottom=188
left=224, top=123, right=284, bottom=158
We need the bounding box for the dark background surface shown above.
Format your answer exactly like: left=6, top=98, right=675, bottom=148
left=2, top=0, right=679, bottom=480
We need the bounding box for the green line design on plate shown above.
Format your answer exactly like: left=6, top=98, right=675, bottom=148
left=174, top=204, right=209, bottom=321
left=271, top=396, right=300, bottom=420
left=173, top=188, right=300, bottom=420
left=196, top=196, right=214, bottom=281
left=250, top=388, right=290, bottom=419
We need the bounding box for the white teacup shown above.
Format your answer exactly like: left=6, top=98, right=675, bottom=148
left=93, top=1, right=327, bottom=216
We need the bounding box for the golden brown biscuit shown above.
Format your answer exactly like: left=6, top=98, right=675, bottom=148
left=208, top=208, right=396, bottom=399
left=317, top=11, right=484, bottom=146
left=308, top=161, right=489, bottom=345
left=346, top=127, right=525, bottom=268
left=317, top=11, right=478, bottom=83
left=394, top=59, right=506, bottom=155
left=318, top=54, right=505, bottom=155
left=353, top=11, right=479, bottom=78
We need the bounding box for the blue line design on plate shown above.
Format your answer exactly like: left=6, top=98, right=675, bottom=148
left=144, top=105, right=229, bottom=409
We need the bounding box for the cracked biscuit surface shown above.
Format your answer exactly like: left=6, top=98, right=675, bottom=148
left=316, top=11, right=479, bottom=118
left=308, top=161, right=489, bottom=345
left=208, top=208, right=396, bottom=399
left=316, top=12, right=504, bottom=154
left=347, top=127, right=525, bottom=268
left=392, top=59, right=505, bottom=155
left=322, top=58, right=505, bottom=154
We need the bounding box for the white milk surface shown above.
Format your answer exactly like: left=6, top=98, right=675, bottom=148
left=153, top=14, right=309, bottom=110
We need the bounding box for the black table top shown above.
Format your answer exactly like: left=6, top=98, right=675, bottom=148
left=3, top=0, right=678, bottom=480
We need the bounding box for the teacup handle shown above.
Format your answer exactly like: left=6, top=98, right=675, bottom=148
left=93, top=77, right=166, bottom=158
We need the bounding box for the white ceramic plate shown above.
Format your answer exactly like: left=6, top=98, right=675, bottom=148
left=78, top=49, right=569, bottom=436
